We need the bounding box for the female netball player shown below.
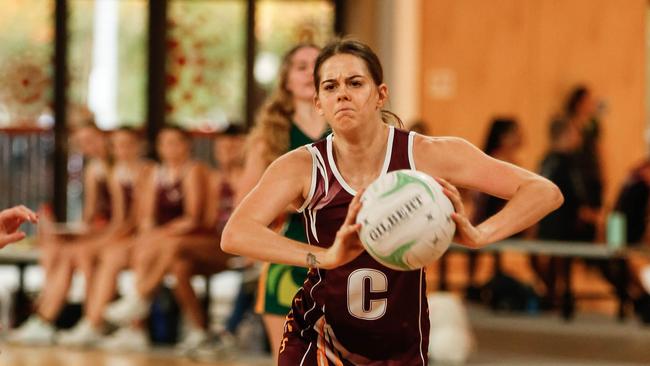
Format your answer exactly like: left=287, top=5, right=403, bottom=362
left=38, top=123, right=111, bottom=278
left=238, top=43, right=328, bottom=360
left=222, top=39, right=563, bottom=365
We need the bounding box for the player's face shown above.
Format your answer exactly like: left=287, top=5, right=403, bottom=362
left=157, top=130, right=189, bottom=164
left=213, top=135, right=243, bottom=168
left=577, top=91, right=597, bottom=118
left=314, top=54, right=387, bottom=132
left=563, top=123, right=583, bottom=151
left=286, top=47, right=319, bottom=102
left=111, top=131, right=140, bottom=162
left=501, top=127, right=523, bottom=153
left=73, top=127, right=106, bottom=158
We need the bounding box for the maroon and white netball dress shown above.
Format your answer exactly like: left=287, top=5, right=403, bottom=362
left=154, top=164, right=189, bottom=225
left=279, top=126, right=430, bottom=366
left=87, top=159, right=112, bottom=225
left=215, top=177, right=235, bottom=235
left=112, top=163, right=136, bottom=215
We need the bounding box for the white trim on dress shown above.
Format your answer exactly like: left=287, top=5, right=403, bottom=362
left=326, top=126, right=395, bottom=196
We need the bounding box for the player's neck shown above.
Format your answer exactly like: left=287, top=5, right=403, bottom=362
left=164, top=157, right=189, bottom=175
left=332, top=123, right=389, bottom=189
left=118, top=158, right=140, bottom=174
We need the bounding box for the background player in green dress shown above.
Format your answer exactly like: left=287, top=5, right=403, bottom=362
left=236, top=43, right=329, bottom=362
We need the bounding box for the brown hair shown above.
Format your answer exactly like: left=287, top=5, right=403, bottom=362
left=313, top=38, right=403, bottom=128
left=247, top=43, right=320, bottom=166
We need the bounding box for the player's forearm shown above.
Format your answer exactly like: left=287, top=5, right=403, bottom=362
left=221, top=218, right=327, bottom=268
left=477, top=178, right=563, bottom=246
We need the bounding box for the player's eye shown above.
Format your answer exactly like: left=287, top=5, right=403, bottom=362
left=350, top=80, right=363, bottom=87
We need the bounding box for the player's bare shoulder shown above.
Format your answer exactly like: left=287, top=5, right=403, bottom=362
left=265, top=146, right=314, bottom=198
left=412, top=134, right=481, bottom=177
left=271, top=146, right=312, bottom=173
left=413, top=134, right=473, bottom=154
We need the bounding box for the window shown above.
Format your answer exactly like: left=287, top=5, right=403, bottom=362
left=69, top=0, right=148, bottom=129
left=0, top=0, right=54, bottom=128
left=254, top=0, right=334, bottom=90
left=167, top=0, right=247, bottom=131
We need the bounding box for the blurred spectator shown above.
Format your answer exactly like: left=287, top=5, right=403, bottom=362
left=614, top=160, right=650, bottom=244
left=466, top=118, right=523, bottom=300
left=565, top=85, right=604, bottom=241
left=472, top=118, right=523, bottom=224
left=537, top=118, right=584, bottom=240
left=614, top=160, right=650, bottom=323
left=533, top=117, right=624, bottom=309
left=531, top=118, right=583, bottom=305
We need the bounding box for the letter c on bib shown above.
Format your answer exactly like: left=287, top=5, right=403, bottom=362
left=347, top=268, right=388, bottom=320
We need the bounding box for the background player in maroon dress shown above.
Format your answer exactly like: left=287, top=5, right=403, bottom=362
left=222, top=39, right=563, bottom=365
left=37, top=123, right=112, bottom=285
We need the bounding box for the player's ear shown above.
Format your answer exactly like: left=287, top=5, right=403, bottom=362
left=314, top=93, right=324, bottom=116
left=377, top=84, right=388, bottom=109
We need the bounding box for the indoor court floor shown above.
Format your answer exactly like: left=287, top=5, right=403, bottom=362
left=0, top=345, right=273, bottom=366
left=2, top=305, right=649, bottom=366
left=2, top=252, right=649, bottom=365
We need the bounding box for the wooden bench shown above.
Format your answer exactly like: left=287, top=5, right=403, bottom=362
left=0, top=244, right=40, bottom=293
left=0, top=243, right=218, bottom=328
left=440, top=239, right=641, bottom=321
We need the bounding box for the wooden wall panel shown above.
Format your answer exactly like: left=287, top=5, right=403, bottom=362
left=420, top=0, right=647, bottom=206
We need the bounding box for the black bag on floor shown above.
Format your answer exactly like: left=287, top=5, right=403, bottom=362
left=634, top=294, right=650, bottom=324
left=148, top=285, right=181, bottom=344
left=481, top=273, right=540, bottom=313
left=55, top=303, right=83, bottom=329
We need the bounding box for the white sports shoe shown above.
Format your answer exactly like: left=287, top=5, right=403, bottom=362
left=186, top=332, right=238, bottom=362
left=97, top=327, right=150, bottom=352
left=104, top=294, right=150, bottom=326
left=6, top=315, right=56, bottom=346
left=176, top=327, right=209, bottom=353
left=57, top=318, right=104, bottom=347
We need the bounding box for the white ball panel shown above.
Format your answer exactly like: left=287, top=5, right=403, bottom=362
left=357, top=170, right=456, bottom=271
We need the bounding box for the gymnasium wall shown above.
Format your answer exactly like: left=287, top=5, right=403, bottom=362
left=342, top=0, right=422, bottom=124
left=419, top=0, right=647, bottom=206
